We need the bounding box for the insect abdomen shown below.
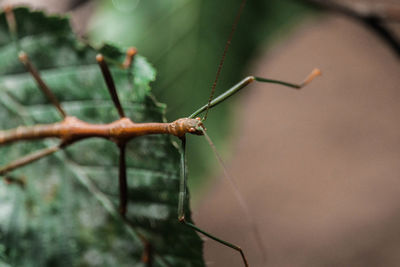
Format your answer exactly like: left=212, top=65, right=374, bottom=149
left=0, top=124, right=62, bottom=146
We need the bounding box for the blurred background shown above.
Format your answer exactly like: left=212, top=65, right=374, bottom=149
left=1, top=0, right=399, bottom=266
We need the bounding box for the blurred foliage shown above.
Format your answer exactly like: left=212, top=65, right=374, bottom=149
left=0, top=7, right=203, bottom=266
left=90, top=0, right=314, bottom=195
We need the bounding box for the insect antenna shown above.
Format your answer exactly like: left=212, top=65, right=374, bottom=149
left=96, top=54, right=126, bottom=118
left=200, top=127, right=267, bottom=263
left=18, top=52, right=68, bottom=119
left=202, top=0, right=247, bottom=121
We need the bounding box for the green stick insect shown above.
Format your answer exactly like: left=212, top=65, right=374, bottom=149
left=0, top=2, right=320, bottom=266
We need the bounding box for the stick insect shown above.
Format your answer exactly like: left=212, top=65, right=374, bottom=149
left=0, top=3, right=320, bottom=267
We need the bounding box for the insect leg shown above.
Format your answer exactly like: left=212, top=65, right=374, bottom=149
left=98, top=53, right=155, bottom=263
left=6, top=6, right=67, bottom=119
left=4, top=6, right=21, bottom=51
left=141, top=241, right=153, bottom=267
left=190, top=68, right=321, bottom=118
left=122, top=47, right=137, bottom=69
left=178, top=137, right=249, bottom=267
left=96, top=54, right=126, bottom=118
left=18, top=52, right=68, bottom=118
left=0, top=144, right=63, bottom=176
left=3, top=174, right=25, bottom=187
left=118, top=143, right=128, bottom=217
left=98, top=53, right=132, bottom=217
left=118, top=144, right=156, bottom=266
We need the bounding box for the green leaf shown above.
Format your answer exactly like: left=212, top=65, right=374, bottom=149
left=0, top=7, right=203, bottom=267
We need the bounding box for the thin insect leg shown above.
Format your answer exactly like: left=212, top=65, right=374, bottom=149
left=4, top=6, right=16, bottom=36
left=178, top=137, right=249, bottom=267
left=4, top=5, right=21, bottom=51
left=121, top=218, right=159, bottom=267
left=118, top=143, right=128, bottom=217
left=142, top=242, right=153, bottom=267
left=96, top=54, right=126, bottom=118
left=122, top=47, right=137, bottom=69
left=3, top=175, right=25, bottom=188
left=18, top=52, right=67, bottom=118
left=189, top=68, right=321, bottom=118
left=255, top=68, right=322, bottom=88
left=0, top=144, right=62, bottom=176
left=118, top=143, right=154, bottom=265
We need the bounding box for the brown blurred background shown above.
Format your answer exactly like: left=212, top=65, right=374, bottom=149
left=2, top=0, right=399, bottom=266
